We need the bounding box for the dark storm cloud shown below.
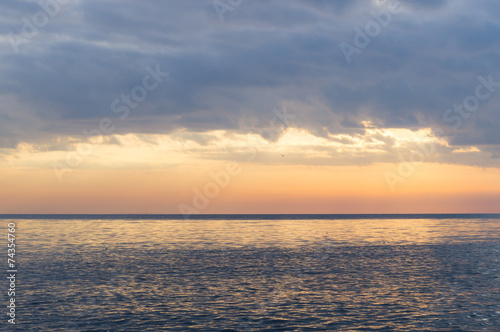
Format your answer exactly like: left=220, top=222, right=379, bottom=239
left=0, top=0, right=499, bottom=165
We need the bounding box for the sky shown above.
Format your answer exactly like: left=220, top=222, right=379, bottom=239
left=0, top=0, right=499, bottom=214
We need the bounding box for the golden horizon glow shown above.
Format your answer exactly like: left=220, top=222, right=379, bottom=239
left=1, top=127, right=499, bottom=214
left=1, top=162, right=499, bottom=214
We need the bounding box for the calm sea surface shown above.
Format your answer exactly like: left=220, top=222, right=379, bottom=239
left=2, top=214, right=500, bottom=331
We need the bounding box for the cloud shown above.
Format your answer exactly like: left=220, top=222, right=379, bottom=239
left=0, top=0, right=499, bottom=167
left=2, top=126, right=496, bottom=172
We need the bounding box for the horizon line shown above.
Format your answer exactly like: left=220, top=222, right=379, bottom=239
left=1, top=213, right=499, bottom=221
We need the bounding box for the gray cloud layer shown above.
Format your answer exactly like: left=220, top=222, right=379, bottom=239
left=1, top=0, right=500, bottom=165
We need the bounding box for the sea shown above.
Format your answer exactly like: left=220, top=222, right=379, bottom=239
left=1, top=214, right=500, bottom=331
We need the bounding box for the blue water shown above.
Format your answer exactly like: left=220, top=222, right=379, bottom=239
left=2, top=214, right=500, bottom=331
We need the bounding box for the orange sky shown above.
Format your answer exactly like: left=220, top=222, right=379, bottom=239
left=1, top=157, right=499, bottom=213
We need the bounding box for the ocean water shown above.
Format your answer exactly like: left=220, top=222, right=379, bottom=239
left=2, top=214, right=500, bottom=331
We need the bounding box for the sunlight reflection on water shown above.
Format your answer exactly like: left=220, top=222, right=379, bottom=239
left=4, top=217, right=500, bottom=331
